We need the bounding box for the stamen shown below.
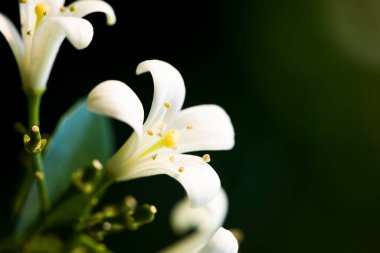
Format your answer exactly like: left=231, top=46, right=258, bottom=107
left=26, top=30, right=32, bottom=36
left=164, top=102, right=171, bottom=108
left=151, top=154, right=158, bottom=160
left=186, top=124, right=193, bottom=130
left=178, top=166, right=184, bottom=173
left=60, top=6, right=66, bottom=13
left=137, top=129, right=180, bottom=159
left=147, top=129, right=154, bottom=136
left=35, top=3, right=50, bottom=28
left=163, top=129, right=179, bottom=148
left=202, top=154, right=211, bottom=163
left=20, top=0, right=27, bottom=3
left=69, top=5, right=76, bottom=12
left=157, top=132, right=163, bottom=137
left=169, top=156, right=175, bottom=162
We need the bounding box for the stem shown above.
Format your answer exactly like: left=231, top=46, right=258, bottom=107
left=27, top=93, right=50, bottom=213
left=31, top=154, right=50, bottom=212
left=28, top=94, right=41, bottom=128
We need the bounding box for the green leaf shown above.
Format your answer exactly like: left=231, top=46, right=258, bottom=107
left=15, top=99, right=115, bottom=234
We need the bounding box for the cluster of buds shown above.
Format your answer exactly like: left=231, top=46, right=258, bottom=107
left=80, top=195, right=157, bottom=241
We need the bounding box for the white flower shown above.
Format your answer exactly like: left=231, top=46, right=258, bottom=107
left=159, top=189, right=239, bottom=253
left=0, top=0, right=116, bottom=94
left=87, top=59, right=235, bottom=208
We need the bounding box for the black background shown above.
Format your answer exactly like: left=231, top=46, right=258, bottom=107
left=1, top=1, right=380, bottom=252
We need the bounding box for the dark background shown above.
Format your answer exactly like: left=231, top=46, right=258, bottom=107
left=1, top=0, right=380, bottom=252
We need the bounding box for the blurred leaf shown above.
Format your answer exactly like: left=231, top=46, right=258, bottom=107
left=15, top=99, right=115, bottom=234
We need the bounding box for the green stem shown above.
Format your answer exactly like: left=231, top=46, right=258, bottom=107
left=83, top=175, right=114, bottom=217
left=28, top=94, right=41, bottom=128
left=31, top=154, right=50, bottom=212
left=27, top=94, right=50, bottom=213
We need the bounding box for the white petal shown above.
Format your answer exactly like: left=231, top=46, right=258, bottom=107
left=170, top=105, right=235, bottom=153
left=199, top=228, right=239, bottom=253
left=159, top=190, right=228, bottom=253
left=115, top=154, right=221, bottom=208
left=87, top=80, right=144, bottom=138
left=0, top=14, right=24, bottom=68
left=28, top=16, right=93, bottom=92
left=136, top=60, right=186, bottom=129
left=68, top=0, right=116, bottom=26
left=19, top=0, right=35, bottom=60
left=45, top=0, right=65, bottom=16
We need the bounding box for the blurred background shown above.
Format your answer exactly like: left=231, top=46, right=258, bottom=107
left=1, top=0, right=380, bottom=252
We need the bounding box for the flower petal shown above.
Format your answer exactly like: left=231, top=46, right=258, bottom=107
left=136, top=60, right=186, bottom=129
left=170, top=105, right=235, bottom=153
left=114, top=154, right=221, bottom=208
left=68, top=0, right=116, bottom=26
left=199, top=228, right=239, bottom=253
left=0, top=13, right=24, bottom=68
left=159, top=189, right=228, bottom=253
left=28, top=16, right=93, bottom=92
left=45, top=0, right=65, bottom=16
left=19, top=0, right=35, bottom=59
left=87, top=80, right=144, bottom=138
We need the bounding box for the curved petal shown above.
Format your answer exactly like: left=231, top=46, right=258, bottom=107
left=19, top=0, right=35, bottom=61
left=0, top=14, right=24, bottom=68
left=45, top=0, right=65, bottom=16
left=68, top=0, right=116, bottom=26
left=136, top=60, right=186, bottom=129
left=87, top=80, right=144, bottom=137
left=159, top=189, right=228, bottom=253
left=170, top=105, right=235, bottom=153
left=28, top=16, right=93, bottom=92
left=199, top=228, right=239, bottom=253
left=113, top=154, right=221, bottom=208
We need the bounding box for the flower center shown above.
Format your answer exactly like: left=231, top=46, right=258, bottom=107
left=35, top=3, right=50, bottom=28
left=138, top=129, right=180, bottom=159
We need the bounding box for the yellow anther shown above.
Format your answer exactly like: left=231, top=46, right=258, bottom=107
left=202, top=154, right=211, bottom=163
left=147, top=129, right=154, bottom=136
left=163, top=129, right=179, bottom=148
left=20, top=0, right=27, bottom=3
left=169, top=156, right=175, bottom=162
left=151, top=154, right=158, bottom=160
left=164, top=102, right=171, bottom=108
left=157, top=132, right=163, bottom=137
left=60, top=6, right=66, bottom=13
left=186, top=124, right=193, bottom=130
left=69, top=5, right=76, bottom=12
left=178, top=166, right=185, bottom=173
left=26, top=30, right=32, bottom=36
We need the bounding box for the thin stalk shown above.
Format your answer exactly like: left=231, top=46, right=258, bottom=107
left=27, top=94, right=50, bottom=212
